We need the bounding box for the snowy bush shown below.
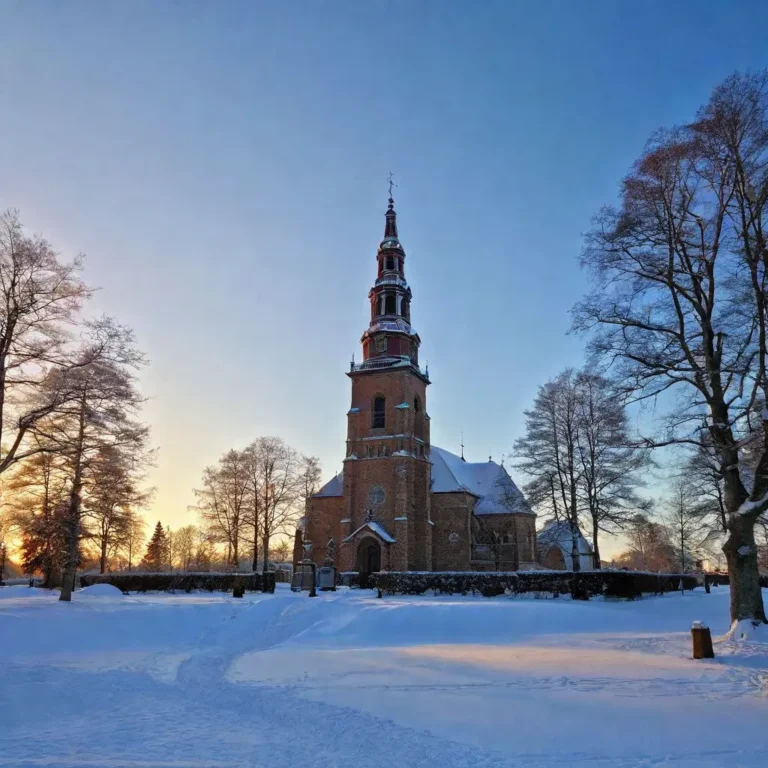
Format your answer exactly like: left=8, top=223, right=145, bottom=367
left=80, top=571, right=277, bottom=594
left=373, top=570, right=699, bottom=599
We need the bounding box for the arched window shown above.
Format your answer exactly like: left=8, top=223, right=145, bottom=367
left=403, top=299, right=410, bottom=320
left=385, top=294, right=396, bottom=315
left=372, top=396, right=386, bottom=429
left=414, top=395, right=421, bottom=413
left=385, top=256, right=394, bottom=271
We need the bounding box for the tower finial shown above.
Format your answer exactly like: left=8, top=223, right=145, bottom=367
left=461, top=431, right=465, bottom=461
left=384, top=178, right=399, bottom=238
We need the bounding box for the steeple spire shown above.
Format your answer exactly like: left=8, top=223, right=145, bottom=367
left=384, top=172, right=399, bottom=239
left=351, top=190, right=426, bottom=383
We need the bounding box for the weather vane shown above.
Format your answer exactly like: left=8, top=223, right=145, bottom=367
left=388, top=171, right=397, bottom=199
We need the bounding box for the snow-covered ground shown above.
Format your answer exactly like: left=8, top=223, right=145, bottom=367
left=2, top=584, right=768, bottom=768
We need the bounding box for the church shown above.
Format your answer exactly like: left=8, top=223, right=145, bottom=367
left=300, top=195, right=537, bottom=579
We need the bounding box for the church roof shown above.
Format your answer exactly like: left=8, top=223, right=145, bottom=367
left=313, top=473, right=343, bottom=498
left=311, top=446, right=533, bottom=516
left=537, top=520, right=593, bottom=555
left=430, top=446, right=533, bottom=516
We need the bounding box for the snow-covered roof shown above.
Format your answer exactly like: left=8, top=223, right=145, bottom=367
left=313, top=473, right=344, bottom=498
left=430, top=446, right=533, bottom=516
left=537, top=520, right=593, bottom=555
left=343, top=521, right=396, bottom=544
left=311, top=446, right=534, bottom=517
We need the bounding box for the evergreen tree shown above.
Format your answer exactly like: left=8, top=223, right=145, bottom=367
left=143, top=521, right=167, bottom=572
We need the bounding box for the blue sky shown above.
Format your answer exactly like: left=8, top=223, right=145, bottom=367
left=1, top=1, right=767, bottom=549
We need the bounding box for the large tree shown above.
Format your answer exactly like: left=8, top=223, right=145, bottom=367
left=83, top=445, right=151, bottom=573
left=34, top=318, right=149, bottom=600
left=193, top=449, right=249, bottom=568
left=574, top=71, right=768, bottom=630
left=515, top=369, right=646, bottom=570
left=515, top=370, right=583, bottom=570
left=4, top=437, right=69, bottom=586
left=142, top=521, right=167, bottom=572
left=250, top=437, right=302, bottom=570
left=0, top=210, right=90, bottom=475
left=573, top=372, right=650, bottom=568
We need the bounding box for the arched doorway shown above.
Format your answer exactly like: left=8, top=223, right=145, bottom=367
left=357, top=538, right=381, bottom=589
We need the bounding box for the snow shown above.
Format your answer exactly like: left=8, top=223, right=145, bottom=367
left=738, top=491, right=768, bottom=516
left=726, top=617, right=768, bottom=644
left=430, top=446, right=533, bottom=515
left=0, top=585, right=50, bottom=599
left=343, top=521, right=396, bottom=544
left=77, top=583, right=124, bottom=597
left=2, top=585, right=768, bottom=767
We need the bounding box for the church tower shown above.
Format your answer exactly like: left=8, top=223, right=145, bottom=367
left=339, top=194, right=433, bottom=576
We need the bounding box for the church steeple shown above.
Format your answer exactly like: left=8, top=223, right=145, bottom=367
left=349, top=193, right=427, bottom=383
left=384, top=197, right=398, bottom=239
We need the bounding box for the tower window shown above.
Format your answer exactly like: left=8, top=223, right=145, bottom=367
left=386, top=256, right=394, bottom=271
left=372, top=396, right=386, bottom=429
left=414, top=395, right=421, bottom=413
left=385, top=294, right=396, bottom=314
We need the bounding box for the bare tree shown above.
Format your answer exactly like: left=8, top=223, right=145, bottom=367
left=118, top=512, right=145, bottom=571
left=0, top=210, right=91, bottom=475
left=193, top=449, right=249, bottom=568
left=250, top=437, right=301, bottom=570
left=83, top=445, right=151, bottom=573
left=172, top=525, right=197, bottom=571
left=269, top=539, right=291, bottom=563
left=33, top=318, right=149, bottom=600
left=574, top=71, right=768, bottom=627
left=665, top=479, right=706, bottom=573
left=241, top=442, right=263, bottom=571
left=574, top=371, right=650, bottom=568
left=514, top=370, right=583, bottom=570
left=617, top=514, right=676, bottom=572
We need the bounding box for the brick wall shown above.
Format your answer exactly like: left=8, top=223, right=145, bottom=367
left=304, top=496, right=344, bottom=567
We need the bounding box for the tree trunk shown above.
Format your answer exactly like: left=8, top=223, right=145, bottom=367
left=570, top=515, right=581, bottom=572
left=100, top=539, right=107, bottom=574
left=251, top=515, right=259, bottom=571
left=723, top=513, right=767, bottom=624
left=262, top=530, right=270, bottom=572
left=59, top=391, right=87, bottom=602
left=591, top=515, right=601, bottom=570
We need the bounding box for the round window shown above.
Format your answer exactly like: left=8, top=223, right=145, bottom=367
left=369, top=486, right=386, bottom=506
left=448, top=532, right=460, bottom=544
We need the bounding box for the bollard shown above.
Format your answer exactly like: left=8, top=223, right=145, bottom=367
left=691, top=620, right=715, bottom=659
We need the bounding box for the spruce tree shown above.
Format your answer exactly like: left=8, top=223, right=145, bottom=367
left=143, top=521, right=167, bottom=572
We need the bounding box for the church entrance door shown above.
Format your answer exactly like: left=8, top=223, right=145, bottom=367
left=357, top=539, right=381, bottom=589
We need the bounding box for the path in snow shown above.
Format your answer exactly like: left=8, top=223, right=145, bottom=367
left=2, top=585, right=768, bottom=767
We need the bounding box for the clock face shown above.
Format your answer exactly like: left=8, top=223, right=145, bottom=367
left=375, top=336, right=387, bottom=353
left=369, top=486, right=385, bottom=506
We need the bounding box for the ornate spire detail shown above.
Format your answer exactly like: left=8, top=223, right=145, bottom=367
left=384, top=172, right=399, bottom=239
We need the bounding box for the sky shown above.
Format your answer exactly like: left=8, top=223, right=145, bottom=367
left=1, top=1, right=767, bottom=558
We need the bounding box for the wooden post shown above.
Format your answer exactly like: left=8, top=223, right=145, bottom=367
left=691, top=621, right=715, bottom=659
